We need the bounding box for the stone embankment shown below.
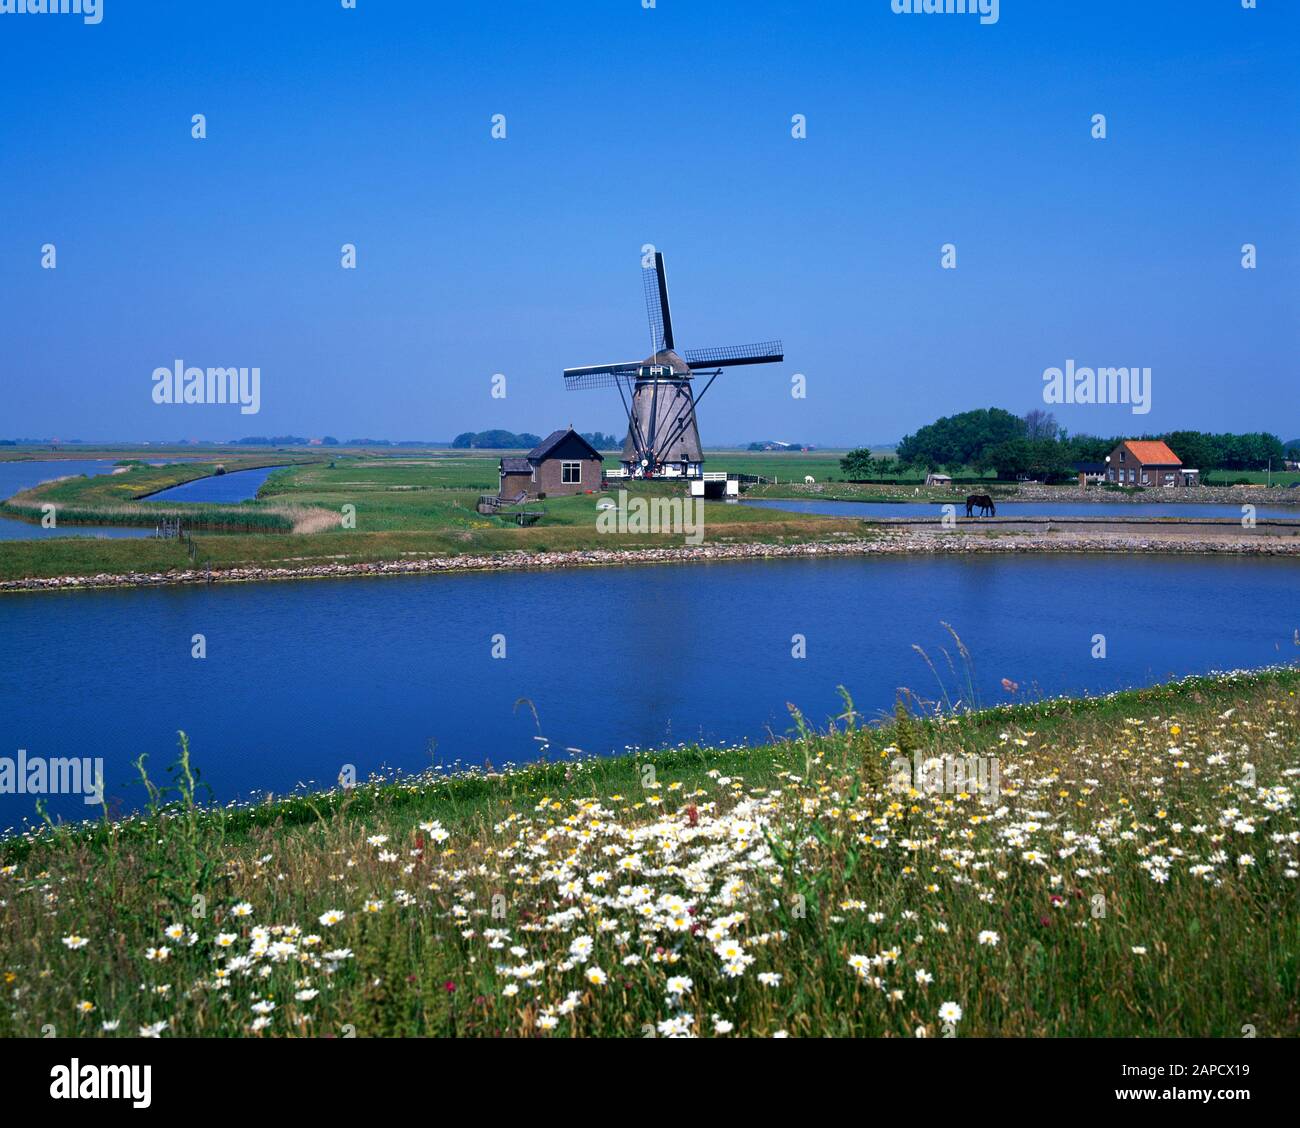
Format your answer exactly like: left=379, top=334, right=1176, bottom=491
left=3, top=528, right=1298, bottom=593
left=1012, top=483, right=1300, bottom=506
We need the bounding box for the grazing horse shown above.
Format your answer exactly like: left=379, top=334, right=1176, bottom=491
left=965, top=494, right=996, bottom=518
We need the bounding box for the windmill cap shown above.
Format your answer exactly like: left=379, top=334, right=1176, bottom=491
left=638, top=349, right=691, bottom=375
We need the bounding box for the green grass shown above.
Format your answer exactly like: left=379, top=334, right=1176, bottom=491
left=4, top=451, right=1295, bottom=585
left=3, top=667, right=1297, bottom=1037
left=0, top=457, right=320, bottom=535
left=0, top=457, right=869, bottom=581
left=1204, top=470, right=1300, bottom=487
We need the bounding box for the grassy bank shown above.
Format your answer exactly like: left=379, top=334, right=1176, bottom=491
left=0, top=457, right=322, bottom=536
left=2, top=668, right=1296, bottom=1037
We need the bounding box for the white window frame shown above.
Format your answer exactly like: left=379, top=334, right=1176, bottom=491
left=561, top=460, right=582, bottom=485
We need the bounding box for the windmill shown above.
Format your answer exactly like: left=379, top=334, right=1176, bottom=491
left=563, top=252, right=783, bottom=478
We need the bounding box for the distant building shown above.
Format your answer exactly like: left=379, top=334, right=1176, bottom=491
left=1073, top=460, right=1106, bottom=486
left=1104, top=440, right=1199, bottom=487
left=924, top=472, right=953, bottom=488
left=499, top=427, right=604, bottom=499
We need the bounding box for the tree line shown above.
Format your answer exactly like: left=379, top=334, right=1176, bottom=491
left=451, top=430, right=622, bottom=450
left=840, top=408, right=1296, bottom=481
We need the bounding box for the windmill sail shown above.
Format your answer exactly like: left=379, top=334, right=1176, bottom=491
left=684, top=341, right=784, bottom=369
left=642, top=252, right=674, bottom=354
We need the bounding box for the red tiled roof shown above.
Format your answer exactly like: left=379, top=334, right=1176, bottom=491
left=1121, top=440, right=1181, bottom=466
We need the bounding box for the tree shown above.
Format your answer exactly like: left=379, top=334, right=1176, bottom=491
left=981, top=438, right=1071, bottom=481
left=897, top=408, right=1025, bottom=469
left=1023, top=409, right=1059, bottom=441
left=1164, top=431, right=1217, bottom=472
left=839, top=448, right=877, bottom=479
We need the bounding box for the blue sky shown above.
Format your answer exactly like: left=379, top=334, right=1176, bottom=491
left=1, top=0, right=1297, bottom=445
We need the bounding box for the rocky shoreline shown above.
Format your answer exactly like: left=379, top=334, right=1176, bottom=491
left=1011, top=482, right=1300, bottom=506
left=3, top=530, right=1298, bottom=593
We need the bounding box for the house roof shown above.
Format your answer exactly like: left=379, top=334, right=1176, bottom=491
left=527, top=427, right=603, bottom=461
left=1119, top=440, right=1181, bottom=466
left=500, top=457, right=532, bottom=474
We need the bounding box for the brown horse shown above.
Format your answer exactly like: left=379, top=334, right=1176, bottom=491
left=965, top=494, right=996, bottom=517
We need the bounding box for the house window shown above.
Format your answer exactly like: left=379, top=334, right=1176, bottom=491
left=1141, top=472, right=1150, bottom=484
left=561, top=461, right=582, bottom=484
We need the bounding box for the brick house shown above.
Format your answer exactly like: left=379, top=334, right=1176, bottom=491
left=1104, top=440, right=1198, bottom=487
left=498, top=427, right=605, bottom=499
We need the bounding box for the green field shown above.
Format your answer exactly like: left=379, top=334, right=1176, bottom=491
left=0, top=455, right=868, bottom=582
left=2, top=667, right=1296, bottom=1037
left=2, top=448, right=1296, bottom=585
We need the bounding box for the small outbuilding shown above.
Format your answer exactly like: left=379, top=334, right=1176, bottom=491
left=924, top=472, right=953, bottom=488
left=1073, top=460, right=1106, bottom=486
left=498, top=427, right=604, bottom=499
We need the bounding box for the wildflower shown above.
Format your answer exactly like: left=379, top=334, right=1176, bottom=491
left=586, top=967, right=607, bottom=987
left=938, top=1002, right=963, bottom=1024
left=665, top=975, right=693, bottom=998
left=757, top=972, right=782, bottom=988
left=657, top=1014, right=694, bottom=1037
left=61, top=935, right=89, bottom=951
left=915, top=969, right=933, bottom=985
left=230, top=903, right=254, bottom=919
left=318, top=910, right=345, bottom=927
left=977, top=930, right=1000, bottom=947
